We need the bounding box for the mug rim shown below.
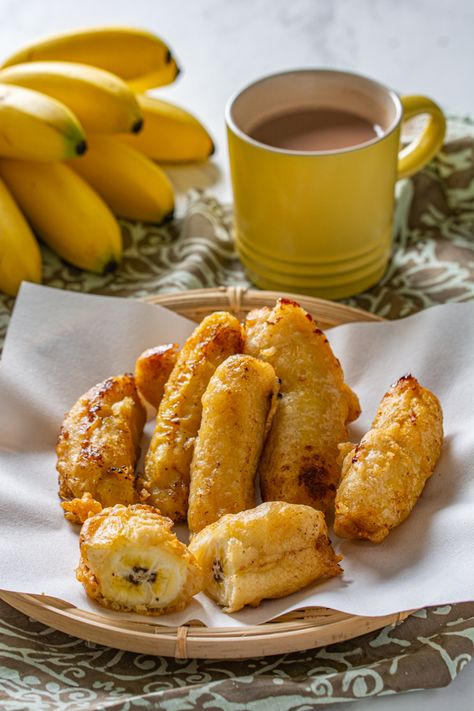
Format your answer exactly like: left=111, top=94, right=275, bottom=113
left=225, top=68, right=403, bottom=157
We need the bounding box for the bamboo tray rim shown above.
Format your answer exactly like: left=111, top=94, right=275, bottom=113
left=2, top=286, right=401, bottom=660
left=1, top=590, right=413, bottom=660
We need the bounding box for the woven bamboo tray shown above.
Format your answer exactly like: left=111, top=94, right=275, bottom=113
left=2, top=286, right=412, bottom=660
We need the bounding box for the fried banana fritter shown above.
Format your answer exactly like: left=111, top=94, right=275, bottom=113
left=244, top=299, right=360, bottom=513
left=56, top=374, right=146, bottom=511
left=135, top=343, right=179, bottom=409
left=188, top=354, right=279, bottom=534
left=188, top=501, right=342, bottom=613
left=142, top=312, right=243, bottom=521
left=77, top=504, right=203, bottom=615
left=334, top=375, right=443, bottom=543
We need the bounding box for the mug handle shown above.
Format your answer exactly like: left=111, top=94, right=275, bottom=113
left=397, top=95, right=446, bottom=179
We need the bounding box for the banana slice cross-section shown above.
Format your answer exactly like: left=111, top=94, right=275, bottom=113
left=77, top=504, right=203, bottom=615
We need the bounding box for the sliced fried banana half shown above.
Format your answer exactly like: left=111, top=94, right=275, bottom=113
left=77, top=504, right=203, bottom=615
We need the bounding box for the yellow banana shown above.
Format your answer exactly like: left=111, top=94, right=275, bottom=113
left=119, top=95, right=214, bottom=162
left=69, top=135, right=174, bottom=223
left=126, top=60, right=180, bottom=93
left=0, top=177, right=42, bottom=296
left=0, top=84, right=86, bottom=161
left=0, top=61, right=142, bottom=134
left=0, top=160, right=122, bottom=274
left=0, top=26, right=179, bottom=91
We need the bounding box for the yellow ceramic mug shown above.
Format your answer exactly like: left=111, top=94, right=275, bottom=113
left=226, top=70, right=446, bottom=299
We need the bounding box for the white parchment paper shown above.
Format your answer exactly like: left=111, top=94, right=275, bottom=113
left=0, top=283, right=473, bottom=628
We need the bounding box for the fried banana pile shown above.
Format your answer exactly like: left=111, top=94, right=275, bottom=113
left=55, top=298, right=444, bottom=616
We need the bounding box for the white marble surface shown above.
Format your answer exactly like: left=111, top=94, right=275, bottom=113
left=0, top=1, right=472, bottom=707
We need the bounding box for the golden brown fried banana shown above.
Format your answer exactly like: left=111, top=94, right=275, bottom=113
left=244, top=299, right=360, bottom=513
left=135, top=343, right=179, bottom=409
left=56, top=374, right=146, bottom=511
left=188, top=501, right=342, bottom=613
left=334, top=375, right=443, bottom=543
left=188, top=354, right=279, bottom=534
left=142, top=312, right=243, bottom=521
left=77, top=504, right=203, bottom=615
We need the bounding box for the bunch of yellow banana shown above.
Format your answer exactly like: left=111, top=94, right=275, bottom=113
left=0, top=26, right=214, bottom=297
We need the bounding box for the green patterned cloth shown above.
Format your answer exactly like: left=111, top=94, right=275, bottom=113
left=0, top=119, right=473, bottom=709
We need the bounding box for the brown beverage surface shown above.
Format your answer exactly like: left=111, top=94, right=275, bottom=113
left=249, top=107, right=379, bottom=151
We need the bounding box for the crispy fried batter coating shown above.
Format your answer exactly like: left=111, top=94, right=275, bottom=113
left=244, top=299, right=360, bottom=513
left=334, top=375, right=443, bottom=543
left=56, top=374, right=146, bottom=511
left=61, top=492, right=103, bottom=525
left=189, top=501, right=342, bottom=613
left=77, top=504, right=203, bottom=615
left=188, top=354, right=279, bottom=534
left=142, top=312, right=243, bottom=521
left=135, top=344, right=179, bottom=409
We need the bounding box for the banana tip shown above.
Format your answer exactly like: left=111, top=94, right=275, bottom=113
left=103, top=259, right=119, bottom=274
left=132, top=118, right=144, bottom=134
left=209, top=141, right=216, bottom=157
left=161, top=209, right=175, bottom=225
left=76, top=140, right=88, bottom=156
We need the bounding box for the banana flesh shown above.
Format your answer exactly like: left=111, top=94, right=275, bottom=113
left=77, top=504, right=203, bottom=615
left=0, top=177, right=42, bottom=296
left=69, top=135, right=174, bottom=223
left=0, top=61, right=143, bottom=134
left=0, top=84, right=86, bottom=161
left=1, top=26, right=179, bottom=91
left=0, top=159, right=122, bottom=274
left=119, top=95, right=214, bottom=162
left=88, top=546, right=188, bottom=610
